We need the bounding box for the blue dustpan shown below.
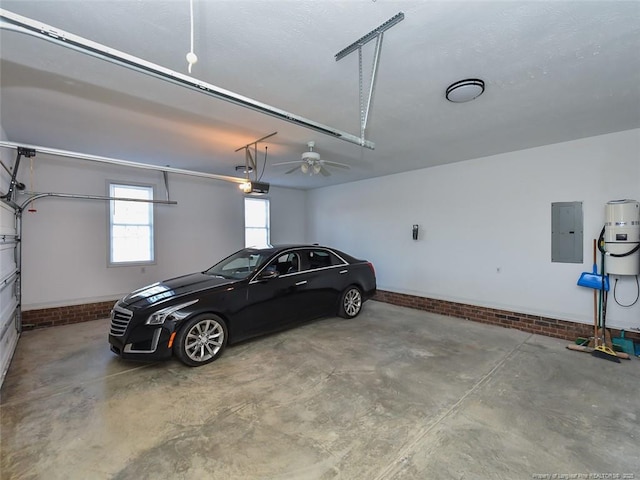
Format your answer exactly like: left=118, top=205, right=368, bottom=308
left=577, top=264, right=609, bottom=291
left=612, top=330, right=635, bottom=355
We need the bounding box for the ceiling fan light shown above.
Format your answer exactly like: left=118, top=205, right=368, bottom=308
left=312, top=163, right=322, bottom=174
left=301, top=162, right=309, bottom=174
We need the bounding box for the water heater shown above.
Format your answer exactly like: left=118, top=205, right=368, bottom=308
left=604, top=199, right=640, bottom=275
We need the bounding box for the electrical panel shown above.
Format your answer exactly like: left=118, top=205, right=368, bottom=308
left=552, top=202, right=583, bottom=263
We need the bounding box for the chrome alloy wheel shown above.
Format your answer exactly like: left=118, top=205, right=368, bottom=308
left=343, top=288, right=362, bottom=317
left=184, top=319, right=225, bottom=363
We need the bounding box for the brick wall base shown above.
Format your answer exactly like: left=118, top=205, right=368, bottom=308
left=21, top=300, right=117, bottom=331
left=18, top=293, right=639, bottom=346
left=374, top=290, right=640, bottom=343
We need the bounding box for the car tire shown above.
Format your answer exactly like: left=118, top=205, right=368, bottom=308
left=174, top=314, right=228, bottom=367
left=338, top=285, right=363, bottom=319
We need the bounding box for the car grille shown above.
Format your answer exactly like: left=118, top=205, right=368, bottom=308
left=110, top=305, right=133, bottom=336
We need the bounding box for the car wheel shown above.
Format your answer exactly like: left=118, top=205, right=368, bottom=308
left=174, top=314, right=228, bottom=367
left=339, top=286, right=362, bottom=318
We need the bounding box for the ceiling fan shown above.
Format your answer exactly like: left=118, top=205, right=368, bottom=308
left=273, top=141, right=351, bottom=177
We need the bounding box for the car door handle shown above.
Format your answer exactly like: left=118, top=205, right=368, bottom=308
left=295, top=280, right=307, bottom=286
left=339, top=270, right=348, bottom=275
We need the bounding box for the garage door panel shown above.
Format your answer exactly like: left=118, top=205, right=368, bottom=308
left=0, top=200, right=19, bottom=387
left=1, top=242, right=18, bottom=280
left=0, top=278, right=19, bottom=322
left=0, top=201, right=17, bottom=235
left=0, top=310, right=19, bottom=384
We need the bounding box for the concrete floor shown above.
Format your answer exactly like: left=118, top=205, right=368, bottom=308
left=1, top=301, right=639, bottom=480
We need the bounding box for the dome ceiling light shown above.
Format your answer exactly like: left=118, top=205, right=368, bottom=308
left=446, top=79, right=485, bottom=103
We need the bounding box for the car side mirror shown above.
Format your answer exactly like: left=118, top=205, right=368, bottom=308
left=257, top=269, right=279, bottom=281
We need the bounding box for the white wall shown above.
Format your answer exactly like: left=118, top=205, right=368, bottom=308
left=0, top=145, right=12, bottom=194
left=308, top=129, right=640, bottom=330
left=13, top=129, right=640, bottom=330
left=269, top=186, right=307, bottom=245
left=18, top=153, right=307, bottom=309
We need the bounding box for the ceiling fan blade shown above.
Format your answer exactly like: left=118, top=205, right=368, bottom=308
left=319, top=166, right=331, bottom=177
left=284, top=166, right=300, bottom=174
left=323, top=160, right=350, bottom=170
left=272, top=161, right=302, bottom=167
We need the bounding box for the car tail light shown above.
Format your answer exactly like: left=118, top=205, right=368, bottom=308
left=367, top=262, right=376, bottom=277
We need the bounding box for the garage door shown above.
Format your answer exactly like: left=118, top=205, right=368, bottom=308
left=0, top=200, right=20, bottom=387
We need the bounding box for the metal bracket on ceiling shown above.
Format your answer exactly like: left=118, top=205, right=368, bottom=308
left=0, top=9, right=374, bottom=150
left=335, top=12, right=404, bottom=141
left=234, top=132, right=277, bottom=182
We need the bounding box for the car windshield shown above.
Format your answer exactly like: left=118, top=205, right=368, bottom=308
left=204, top=249, right=272, bottom=280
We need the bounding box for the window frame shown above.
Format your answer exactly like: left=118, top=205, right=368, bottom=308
left=244, top=196, right=270, bottom=248
left=108, top=181, right=156, bottom=267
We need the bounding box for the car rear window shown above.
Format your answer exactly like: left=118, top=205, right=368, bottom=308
left=305, top=249, right=345, bottom=270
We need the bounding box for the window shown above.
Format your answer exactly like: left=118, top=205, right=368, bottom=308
left=109, top=183, right=154, bottom=265
left=205, top=249, right=270, bottom=280
left=244, top=197, right=270, bottom=248
left=265, top=252, right=300, bottom=275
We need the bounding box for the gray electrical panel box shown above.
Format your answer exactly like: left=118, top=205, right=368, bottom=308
left=551, top=202, right=583, bottom=263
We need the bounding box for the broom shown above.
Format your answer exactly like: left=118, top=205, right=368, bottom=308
left=591, top=245, right=620, bottom=363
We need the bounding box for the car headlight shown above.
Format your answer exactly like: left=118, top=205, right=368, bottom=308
left=146, top=300, right=199, bottom=325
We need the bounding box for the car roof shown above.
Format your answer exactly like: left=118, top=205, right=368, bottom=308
left=244, top=244, right=359, bottom=263
left=246, top=244, right=326, bottom=251
left=255, top=243, right=355, bottom=255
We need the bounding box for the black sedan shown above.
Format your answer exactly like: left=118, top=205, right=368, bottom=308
left=109, top=244, right=376, bottom=366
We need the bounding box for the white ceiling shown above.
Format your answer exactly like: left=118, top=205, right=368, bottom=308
left=1, top=1, right=639, bottom=189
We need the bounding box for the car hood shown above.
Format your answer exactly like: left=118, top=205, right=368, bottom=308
left=119, top=273, right=237, bottom=309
